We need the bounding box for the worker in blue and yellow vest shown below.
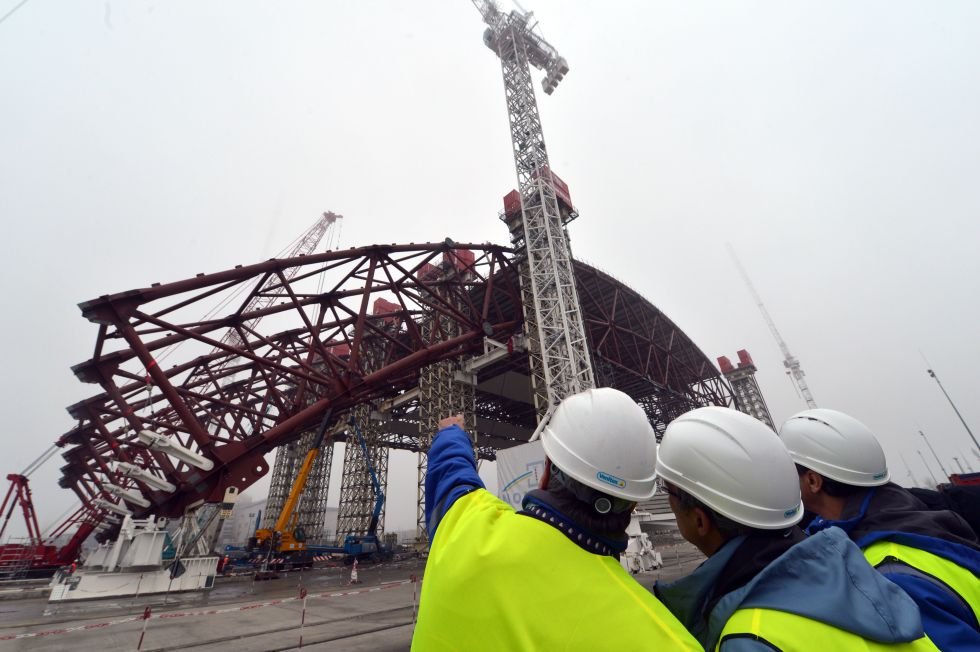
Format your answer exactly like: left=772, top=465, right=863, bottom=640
left=781, top=409, right=980, bottom=651
left=655, top=407, right=938, bottom=651
left=411, top=388, right=700, bottom=651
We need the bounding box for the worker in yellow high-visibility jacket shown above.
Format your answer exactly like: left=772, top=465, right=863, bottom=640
left=654, top=407, right=938, bottom=652
left=411, top=388, right=701, bottom=651
left=781, top=408, right=980, bottom=651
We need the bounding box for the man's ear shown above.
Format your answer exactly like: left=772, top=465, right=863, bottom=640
left=693, top=506, right=713, bottom=537
left=803, top=469, right=824, bottom=496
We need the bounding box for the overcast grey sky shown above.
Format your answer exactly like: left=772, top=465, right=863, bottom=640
left=2, top=1, right=978, bottom=536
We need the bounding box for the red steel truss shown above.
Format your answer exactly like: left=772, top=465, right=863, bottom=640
left=59, top=243, right=521, bottom=521
left=55, top=242, right=733, bottom=538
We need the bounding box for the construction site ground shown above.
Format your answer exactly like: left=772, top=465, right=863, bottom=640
left=0, top=537, right=704, bottom=651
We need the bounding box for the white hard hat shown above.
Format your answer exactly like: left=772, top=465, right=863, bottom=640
left=657, top=407, right=803, bottom=529
left=540, top=387, right=658, bottom=502
left=779, top=409, right=889, bottom=487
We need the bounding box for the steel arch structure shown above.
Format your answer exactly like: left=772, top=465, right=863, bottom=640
left=58, top=243, right=522, bottom=523
left=55, top=243, right=733, bottom=540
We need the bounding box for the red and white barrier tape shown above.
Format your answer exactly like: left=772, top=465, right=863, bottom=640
left=251, top=555, right=335, bottom=565
left=0, top=579, right=413, bottom=641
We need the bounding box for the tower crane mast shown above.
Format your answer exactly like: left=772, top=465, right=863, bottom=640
left=728, top=245, right=817, bottom=409
left=471, top=0, right=594, bottom=412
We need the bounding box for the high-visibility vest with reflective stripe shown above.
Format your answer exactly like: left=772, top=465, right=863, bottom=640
left=863, top=540, right=980, bottom=624
left=717, top=607, right=939, bottom=651
left=411, top=489, right=700, bottom=651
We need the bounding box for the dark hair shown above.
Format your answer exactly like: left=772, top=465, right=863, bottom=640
left=672, top=487, right=756, bottom=541
left=794, top=464, right=862, bottom=498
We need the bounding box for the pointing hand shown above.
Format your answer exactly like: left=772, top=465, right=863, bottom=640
left=439, top=414, right=466, bottom=430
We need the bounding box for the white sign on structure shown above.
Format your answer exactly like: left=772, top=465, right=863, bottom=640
left=496, top=441, right=546, bottom=510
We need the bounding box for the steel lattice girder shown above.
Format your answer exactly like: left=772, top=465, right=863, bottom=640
left=58, top=243, right=522, bottom=519
left=55, top=244, right=733, bottom=529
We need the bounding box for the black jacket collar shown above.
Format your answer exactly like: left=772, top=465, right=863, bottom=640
left=519, top=489, right=630, bottom=557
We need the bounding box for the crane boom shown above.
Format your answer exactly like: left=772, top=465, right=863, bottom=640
left=0, top=475, right=42, bottom=544
left=348, top=418, right=385, bottom=536
left=727, top=244, right=816, bottom=409
left=221, top=212, right=342, bottom=350
left=474, top=3, right=594, bottom=413
left=471, top=0, right=500, bottom=25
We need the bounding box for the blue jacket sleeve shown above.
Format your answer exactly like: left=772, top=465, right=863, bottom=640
left=883, top=572, right=980, bottom=651
left=425, top=424, right=485, bottom=541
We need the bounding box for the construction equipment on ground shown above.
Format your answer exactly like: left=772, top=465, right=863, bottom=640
left=949, top=472, right=980, bottom=487
left=250, top=409, right=335, bottom=564
left=249, top=410, right=391, bottom=574
left=0, top=450, right=101, bottom=580
left=339, top=417, right=389, bottom=562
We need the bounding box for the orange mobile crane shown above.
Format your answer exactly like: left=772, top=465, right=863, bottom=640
left=250, top=408, right=334, bottom=563
left=248, top=409, right=390, bottom=573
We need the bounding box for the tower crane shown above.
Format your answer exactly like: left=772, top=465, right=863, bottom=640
left=727, top=244, right=817, bottom=409
left=470, top=0, right=594, bottom=413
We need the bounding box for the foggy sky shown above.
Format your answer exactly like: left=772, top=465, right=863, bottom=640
left=2, top=0, right=978, bottom=536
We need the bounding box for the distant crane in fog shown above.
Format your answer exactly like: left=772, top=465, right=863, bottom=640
left=925, top=363, right=980, bottom=454
left=917, top=449, right=941, bottom=486
left=728, top=244, right=817, bottom=409
left=897, top=451, right=915, bottom=483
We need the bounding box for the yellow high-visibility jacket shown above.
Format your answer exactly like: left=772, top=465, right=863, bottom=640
left=412, top=489, right=700, bottom=651
left=717, top=607, right=939, bottom=651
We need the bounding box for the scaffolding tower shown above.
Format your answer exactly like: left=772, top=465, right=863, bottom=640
left=260, top=427, right=334, bottom=543
left=334, top=403, right=389, bottom=543
left=415, top=256, right=478, bottom=546
left=334, top=299, right=399, bottom=543
left=718, top=350, right=775, bottom=430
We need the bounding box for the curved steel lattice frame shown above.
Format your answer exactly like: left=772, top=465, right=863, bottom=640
left=58, top=244, right=522, bottom=526
left=574, top=263, right=732, bottom=438
left=55, top=243, right=733, bottom=541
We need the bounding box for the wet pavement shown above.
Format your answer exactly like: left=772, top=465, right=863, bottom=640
left=0, top=542, right=705, bottom=650
left=1, top=560, right=422, bottom=628
left=0, top=561, right=424, bottom=651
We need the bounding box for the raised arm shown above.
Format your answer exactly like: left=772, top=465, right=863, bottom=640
left=425, top=416, right=485, bottom=540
